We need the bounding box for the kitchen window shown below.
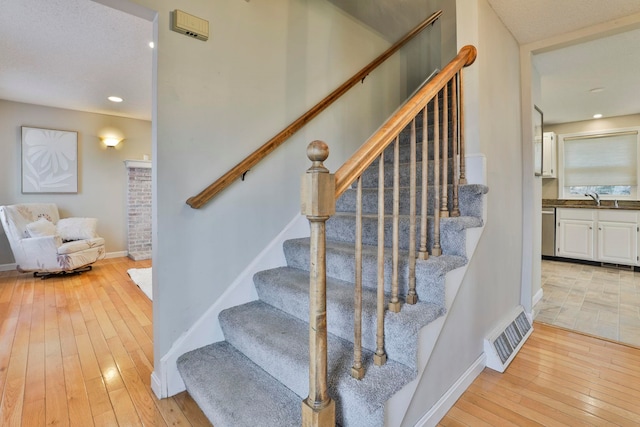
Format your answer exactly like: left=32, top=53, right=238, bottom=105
left=558, top=128, right=640, bottom=199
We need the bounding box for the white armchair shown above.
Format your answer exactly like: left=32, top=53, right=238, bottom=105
left=0, top=203, right=105, bottom=278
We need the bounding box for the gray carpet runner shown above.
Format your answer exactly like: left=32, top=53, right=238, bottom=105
left=177, top=110, right=488, bottom=427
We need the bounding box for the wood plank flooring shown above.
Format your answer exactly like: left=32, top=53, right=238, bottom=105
left=440, top=322, right=640, bottom=426
left=0, top=257, right=211, bottom=427
left=3, top=257, right=640, bottom=426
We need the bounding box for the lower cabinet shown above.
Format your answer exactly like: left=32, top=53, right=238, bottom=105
left=556, top=208, right=638, bottom=266
left=557, top=218, right=594, bottom=260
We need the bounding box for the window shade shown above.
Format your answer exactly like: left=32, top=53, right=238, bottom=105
left=564, top=132, right=638, bottom=187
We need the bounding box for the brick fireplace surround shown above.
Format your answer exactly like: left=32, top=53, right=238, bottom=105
left=125, top=160, right=151, bottom=260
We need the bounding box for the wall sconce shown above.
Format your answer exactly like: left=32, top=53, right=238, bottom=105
left=102, top=137, right=123, bottom=148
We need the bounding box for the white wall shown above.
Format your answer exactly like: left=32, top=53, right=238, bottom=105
left=108, top=0, right=409, bottom=387
left=543, top=113, right=640, bottom=199
left=402, top=0, right=524, bottom=423
left=0, top=99, right=151, bottom=265
left=529, top=62, right=543, bottom=308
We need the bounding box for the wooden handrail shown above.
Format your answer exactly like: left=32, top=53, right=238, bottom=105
left=333, top=45, right=477, bottom=198
left=302, top=47, right=477, bottom=422
left=186, top=10, right=443, bottom=209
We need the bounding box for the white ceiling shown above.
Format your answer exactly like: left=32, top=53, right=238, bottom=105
left=532, top=28, right=640, bottom=124
left=0, top=0, right=152, bottom=121
left=1, top=1, right=639, bottom=125
left=487, top=0, right=640, bottom=124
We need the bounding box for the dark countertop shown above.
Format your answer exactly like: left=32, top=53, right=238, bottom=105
left=542, top=199, right=640, bottom=210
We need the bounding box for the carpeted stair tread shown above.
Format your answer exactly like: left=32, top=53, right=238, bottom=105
left=379, top=137, right=457, bottom=164
left=177, top=341, right=301, bottom=427
left=283, top=237, right=467, bottom=296
left=458, top=184, right=488, bottom=218
left=355, top=159, right=456, bottom=189
left=337, top=184, right=487, bottom=217
left=337, top=184, right=451, bottom=215
left=219, top=300, right=414, bottom=427
left=254, top=266, right=445, bottom=368
left=326, top=213, right=482, bottom=256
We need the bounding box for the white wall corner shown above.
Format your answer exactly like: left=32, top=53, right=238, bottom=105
left=156, top=213, right=308, bottom=397
left=413, top=354, right=486, bottom=427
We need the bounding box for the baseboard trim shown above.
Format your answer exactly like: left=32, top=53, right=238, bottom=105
left=0, top=263, right=17, bottom=272
left=532, top=288, right=543, bottom=308
left=150, top=371, right=163, bottom=399
left=414, top=353, right=486, bottom=427
left=105, top=251, right=129, bottom=259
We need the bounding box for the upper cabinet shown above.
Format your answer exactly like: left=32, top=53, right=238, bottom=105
left=542, top=131, right=556, bottom=178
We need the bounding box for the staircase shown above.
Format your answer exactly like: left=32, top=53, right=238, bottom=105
left=176, top=85, right=487, bottom=426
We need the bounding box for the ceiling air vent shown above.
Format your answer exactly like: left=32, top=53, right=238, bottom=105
left=171, top=10, right=209, bottom=41
left=483, top=306, right=533, bottom=373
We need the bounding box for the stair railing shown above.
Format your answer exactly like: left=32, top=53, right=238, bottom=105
left=186, top=10, right=442, bottom=209
left=300, top=45, right=477, bottom=426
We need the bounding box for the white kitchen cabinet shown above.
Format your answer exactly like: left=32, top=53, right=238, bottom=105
left=557, top=218, right=595, bottom=260
left=597, top=221, right=637, bottom=264
left=555, top=208, right=639, bottom=266
left=542, top=132, right=556, bottom=178
left=597, top=210, right=638, bottom=265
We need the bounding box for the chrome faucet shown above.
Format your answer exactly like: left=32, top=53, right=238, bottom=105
left=585, top=192, right=601, bottom=206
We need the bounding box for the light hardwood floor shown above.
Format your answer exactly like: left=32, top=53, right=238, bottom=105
left=0, top=257, right=212, bottom=427
left=4, top=258, right=640, bottom=426
left=440, top=322, right=640, bottom=426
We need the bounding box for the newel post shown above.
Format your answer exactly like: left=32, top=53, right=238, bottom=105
left=301, top=141, right=336, bottom=427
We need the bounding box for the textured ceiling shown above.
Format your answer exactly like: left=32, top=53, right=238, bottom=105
left=0, top=0, right=152, bottom=120
left=487, top=0, right=640, bottom=125
left=486, top=0, right=640, bottom=44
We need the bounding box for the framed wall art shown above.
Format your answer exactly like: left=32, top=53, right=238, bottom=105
left=22, top=126, right=78, bottom=193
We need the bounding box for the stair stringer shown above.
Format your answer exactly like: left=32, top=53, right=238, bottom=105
left=153, top=213, right=309, bottom=398
left=384, top=155, right=488, bottom=427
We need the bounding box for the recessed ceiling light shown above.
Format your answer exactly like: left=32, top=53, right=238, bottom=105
left=108, top=96, right=123, bottom=103
left=593, top=113, right=603, bottom=119
left=589, top=87, right=604, bottom=93
left=149, top=41, right=155, bottom=49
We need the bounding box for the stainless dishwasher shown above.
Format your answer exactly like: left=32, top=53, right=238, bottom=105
left=541, top=207, right=555, bottom=257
